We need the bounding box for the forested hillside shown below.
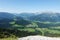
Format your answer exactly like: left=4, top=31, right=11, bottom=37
left=0, top=12, right=60, bottom=38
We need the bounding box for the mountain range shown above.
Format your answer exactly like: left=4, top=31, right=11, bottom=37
left=0, top=12, right=60, bottom=22
left=0, top=12, right=60, bottom=37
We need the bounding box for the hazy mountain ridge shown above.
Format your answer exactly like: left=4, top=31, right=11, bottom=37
left=1, top=12, right=60, bottom=22
left=17, top=13, right=36, bottom=20
left=18, top=12, right=60, bottom=22
left=30, top=13, right=60, bottom=22
left=0, top=12, right=15, bottom=20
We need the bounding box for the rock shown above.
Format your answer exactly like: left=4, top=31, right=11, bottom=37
left=18, top=35, right=60, bottom=40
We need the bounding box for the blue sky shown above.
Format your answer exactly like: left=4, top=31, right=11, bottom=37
left=0, top=0, right=60, bottom=13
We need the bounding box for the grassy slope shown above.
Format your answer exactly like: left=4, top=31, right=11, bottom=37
left=0, top=38, right=17, bottom=40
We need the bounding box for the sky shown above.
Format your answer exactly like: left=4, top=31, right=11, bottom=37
left=0, top=0, right=60, bottom=13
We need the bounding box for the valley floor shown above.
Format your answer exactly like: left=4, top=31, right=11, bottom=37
left=18, top=35, right=60, bottom=40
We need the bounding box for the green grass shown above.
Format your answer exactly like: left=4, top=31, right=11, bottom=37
left=18, top=28, right=35, bottom=32
left=49, top=26, right=60, bottom=30
left=0, top=38, right=17, bottom=40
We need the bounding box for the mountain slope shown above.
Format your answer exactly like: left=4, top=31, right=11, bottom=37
left=17, top=13, right=36, bottom=20
left=30, top=13, right=60, bottom=22
left=0, top=12, right=15, bottom=20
